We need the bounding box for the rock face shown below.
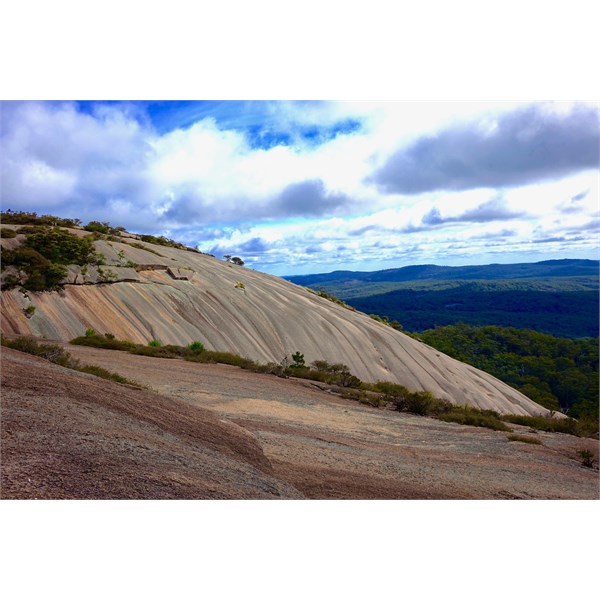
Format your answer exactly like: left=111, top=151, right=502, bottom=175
left=0, top=228, right=551, bottom=416
left=1, top=348, right=302, bottom=499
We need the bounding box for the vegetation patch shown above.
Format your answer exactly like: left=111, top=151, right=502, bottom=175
left=70, top=333, right=137, bottom=351
left=506, top=434, right=542, bottom=444
left=502, top=414, right=580, bottom=436
left=306, top=287, right=355, bottom=311
left=417, top=323, right=599, bottom=422
left=438, top=408, right=511, bottom=431
left=1, top=226, right=101, bottom=291
left=2, top=335, right=77, bottom=368
left=138, top=234, right=186, bottom=250
left=76, top=364, right=141, bottom=387
left=1, top=335, right=142, bottom=387
left=1, top=210, right=82, bottom=228
left=577, top=450, right=596, bottom=468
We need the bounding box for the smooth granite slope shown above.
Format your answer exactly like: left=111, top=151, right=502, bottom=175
left=0, top=229, right=552, bottom=416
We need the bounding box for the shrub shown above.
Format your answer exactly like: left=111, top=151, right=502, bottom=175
left=85, top=328, right=96, bottom=337
left=148, top=339, right=162, bottom=347
left=373, top=381, right=410, bottom=401
left=577, top=450, right=595, bottom=468
left=131, top=345, right=178, bottom=358
left=0, top=245, right=68, bottom=290
left=290, top=351, right=306, bottom=368
left=76, top=364, right=142, bottom=387
left=70, top=334, right=136, bottom=351
left=25, top=226, right=96, bottom=265
left=252, top=362, right=287, bottom=377
left=2, top=336, right=78, bottom=369
left=234, top=281, right=245, bottom=289
left=1, top=210, right=80, bottom=228
left=0, top=228, right=17, bottom=238
left=438, top=407, right=511, bottom=431
left=138, top=234, right=186, bottom=249
left=24, top=305, right=36, bottom=317
left=309, top=287, right=355, bottom=310
left=403, top=391, right=435, bottom=415
left=16, top=225, right=45, bottom=235
left=187, top=341, right=205, bottom=352
left=84, top=221, right=111, bottom=234
left=507, top=434, right=542, bottom=444
left=502, top=414, right=580, bottom=436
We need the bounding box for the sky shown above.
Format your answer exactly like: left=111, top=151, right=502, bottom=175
left=1, top=99, right=598, bottom=275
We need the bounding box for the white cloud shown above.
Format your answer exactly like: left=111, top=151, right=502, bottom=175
left=1, top=100, right=598, bottom=273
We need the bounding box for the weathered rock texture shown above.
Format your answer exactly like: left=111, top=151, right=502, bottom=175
left=1, top=228, right=551, bottom=416
left=4, top=345, right=598, bottom=499
left=1, top=347, right=302, bottom=499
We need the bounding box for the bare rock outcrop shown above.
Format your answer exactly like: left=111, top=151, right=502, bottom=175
left=0, top=230, right=552, bottom=416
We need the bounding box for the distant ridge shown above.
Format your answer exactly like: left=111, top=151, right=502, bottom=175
left=285, top=259, right=599, bottom=338
left=285, top=259, right=599, bottom=286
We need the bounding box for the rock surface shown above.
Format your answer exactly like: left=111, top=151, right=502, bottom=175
left=0, top=347, right=302, bottom=499
left=2, top=345, right=598, bottom=499
left=1, top=229, right=551, bottom=416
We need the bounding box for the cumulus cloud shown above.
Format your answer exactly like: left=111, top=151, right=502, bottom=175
left=273, top=180, right=350, bottom=217
left=372, top=103, right=600, bottom=194
left=422, top=196, right=524, bottom=226
left=2, top=100, right=598, bottom=274
left=1, top=101, right=378, bottom=231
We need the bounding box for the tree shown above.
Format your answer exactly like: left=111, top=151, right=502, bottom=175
left=290, top=352, right=306, bottom=368
left=231, top=256, right=244, bottom=266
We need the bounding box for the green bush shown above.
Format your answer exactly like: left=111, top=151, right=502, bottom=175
left=138, top=234, right=186, bottom=249
left=2, top=333, right=143, bottom=387
left=187, top=341, right=205, bottom=352
left=507, top=434, right=542, bottom=444
left=130, top=344, right=187, bottom=358
left=0, top=245, right=68, bottom=289
left=0, top=228, right=17, bottom=238
left=438, top=407, right=511, bottom=431
left=1, top=226, right=97, bottom=290
left=290, top=351, right=306, bottom=368
left=502, top=414, right=580, bottom=436
left=76, top=364, right=142, bottom=387
left=1, top=210, right=80, bottom=228
left=25, top=226, right=96, bottom=265
left=148, top=339, right=162, bottom=347
left=70, top=334, right=136, bottom=351
left=2, top=336, right=78, bottom=369
left=84, top=221, right=111, bottom=234
left=307, top=287, right=355, bottom=310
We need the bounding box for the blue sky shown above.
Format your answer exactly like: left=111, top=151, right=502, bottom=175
left=1, top=100, right=598, bottom=275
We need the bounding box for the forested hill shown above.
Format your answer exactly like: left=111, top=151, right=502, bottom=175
left=417, top=324, right=598, bottom=424
left=285, top=259, right=599, bottom=288
left=285, top=259, right=599, bottom=339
